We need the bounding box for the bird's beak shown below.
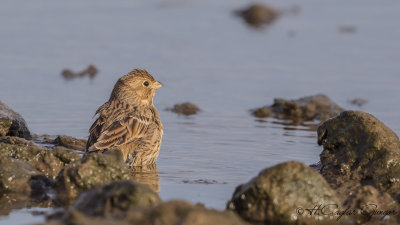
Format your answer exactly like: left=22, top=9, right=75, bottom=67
left=151, top=81, right=163, bottom=90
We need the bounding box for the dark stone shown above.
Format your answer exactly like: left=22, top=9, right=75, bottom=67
left=347, top=98, right=368, bottom=107
left=227, top=161, right=343, bottom=225
left=252, top=94, right=344, bottom=123
left=318, top=111, right=400, bottom=198
left=62, top=64, right=98, bottom=80
left=54, top=150, right=131, bottom=205
left=72, top=181, right=161, bottom=217
left=0, top=101, right=31, bottom=139
left=235, top=3, right=279, bottom=28
left=166, top=102, right=200, bottom=116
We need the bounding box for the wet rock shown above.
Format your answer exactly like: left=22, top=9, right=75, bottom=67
left=53, top=135, right=86, bottom=151
left=348, top=98, right=368, bottom=107
left=54, top=150, right=131, bottom=205
left=0, top=100, right=31, bottom=139
left=72, top=181, right=161, bottom=217
left=45, top=200, right=249, bottom=225
left=62, top=64, right=98, bottom=80
left=227, top=161, right=343, bottom=225
left=343, top=186, right=400, bottom=224
left=235, top=3, right=279, bottom=28
left=252, top=94, right=344, bottom=123
left=318, top=111, right=400, bottom=198
left=0, top=153, right=35, bottom=195
left=0, top=137, right=81, bottom=179
left=166, top=102, right=200, bottom=116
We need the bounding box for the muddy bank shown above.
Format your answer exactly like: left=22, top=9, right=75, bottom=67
left=252, top=94, right=344, bottom=124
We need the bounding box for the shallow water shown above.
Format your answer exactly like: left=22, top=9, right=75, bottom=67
left=1, top=0, right=400, bottom=224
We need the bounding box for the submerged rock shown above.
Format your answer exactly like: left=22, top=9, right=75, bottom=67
left=0, top=101, right=31, bottom=139
left=318, top=111, right=400, bottom=198
left=54, top=150, right=131, bottom=205
left=166, top=102, right=200, bottom=116
left=235, top=3, right=279, bottom=28
left=227, top=161, right=343, bottom=225
left=252, top=94, right=343, bottom=123
left=72, top=181, right=161, bottom=217
left=45, top=200, right=249, bottom=225
left=348, top=98, right=368, bottom=107
left=62, top=64, right=98, bottom=80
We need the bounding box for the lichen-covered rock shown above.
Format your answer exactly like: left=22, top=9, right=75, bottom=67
left=72, top=181, right=161, bottom=217
left=44, top=201, right=249, bottom=225
left=227, top=161, right=343, bottom=225
left=317, top=111, right=400, bottom=198
left=53, top=135, right=86, bottom=151
left=234, top=3, right=279, bottom=28
left=0, top=153, right=35, bottom=195
left=0, top=137, right=81, bottom=179
left=0, top=101, right=31, bottom=139
left=343, top=186, right=400, bottom=225
left=167, top=102, right=200, bottom=116
left=54, top=150, right=131, bottom=205
left=252, top=94, right=343, bottom=123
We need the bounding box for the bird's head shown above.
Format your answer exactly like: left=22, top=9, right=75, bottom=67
left=110, top=69, right=163, bottom=106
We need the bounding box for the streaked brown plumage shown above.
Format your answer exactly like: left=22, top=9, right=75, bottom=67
left=86, top=69, right=163, bottom=167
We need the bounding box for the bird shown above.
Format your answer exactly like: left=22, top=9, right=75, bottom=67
left=86, top=69, right=163, bottom=167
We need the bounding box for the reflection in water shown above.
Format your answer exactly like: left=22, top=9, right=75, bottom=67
left=256, top=118, right=318, bottom=133
left=129, top=164, right=160, bottom=192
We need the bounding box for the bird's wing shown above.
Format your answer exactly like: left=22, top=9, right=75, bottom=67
left=87, top=114, right=151, bottom=152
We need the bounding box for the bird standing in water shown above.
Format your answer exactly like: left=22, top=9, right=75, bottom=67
left=86, top=69, right=163, bottom=167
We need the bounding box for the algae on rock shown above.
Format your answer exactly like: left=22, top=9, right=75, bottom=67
left=317, top=111, right=400, bottom=198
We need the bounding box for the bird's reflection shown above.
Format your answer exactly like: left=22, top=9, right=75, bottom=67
left=129, top=164, right=160, bottom=192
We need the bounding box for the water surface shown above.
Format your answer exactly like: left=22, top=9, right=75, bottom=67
left=1, top=0, right=400, bottom=224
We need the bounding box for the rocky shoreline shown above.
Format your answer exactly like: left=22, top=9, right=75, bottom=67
left=1, top=98, right=399, bottom=225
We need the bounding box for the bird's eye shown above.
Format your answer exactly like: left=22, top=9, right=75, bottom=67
left=143, top=81, right=149, bottom=87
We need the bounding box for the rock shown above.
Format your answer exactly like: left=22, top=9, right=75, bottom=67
left=348, top=98, right=368, bottom=107
left=0, top=137, right=81, bottom=179
left=0, top=153, right=35, bottom=195
left=62, top=64, right=98, bottom=80
left=124, top=201, right=249, bottom=225
left=0, top=101, right=31, bottom=139
left=166, top=102, right=200, bottom=116
left=54, top=150, right=131, bottom=205
left=343, top=186, right=400, bottom=225
left=235, top=3, right=279, bottom=28
left=227, top=161, right=343, bottom=225
left=72, top=181, right=161, bottom=217
left=317, top=111, right=400, bottom=198
left=53, top=135, right=86, bottom=151
left=338, top=25, right=357, bottom=34
left=252, top=94, right=344, bottom=123
left=45, top=201, right=249, bottom=225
